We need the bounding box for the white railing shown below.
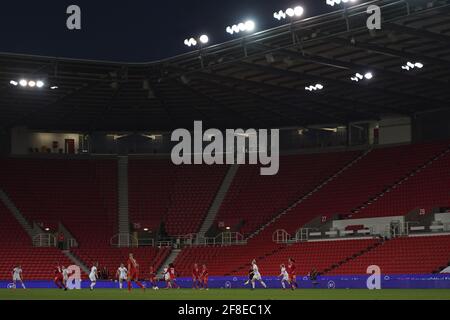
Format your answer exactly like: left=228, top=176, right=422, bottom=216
left=168, top=233, right=199, bottom=246
left=290, top=226, right=378, bottom=242
left=157, top=240, right=173, bottom=248
left=33, top=234, right=56, bottom=247
left=216, top=232, right=246, bottom=245
left=186, top=232, right=247, bottom=246
left=405, top=221, right=450, bottom=236
left=272, top=229, right=291, bottom=244
left=196, top=236, right=217, bottom=246
left=67, top=238, right=78, bottom=248
left=295, top=228, right=312, bottom=242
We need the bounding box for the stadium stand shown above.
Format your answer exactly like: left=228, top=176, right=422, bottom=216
left=173, top=239, right=382, bottom=276
left=252, top=142, right=450, bottom=240
left=351, top=146, right=450, bottom=219
left=0, top=158, right=174, bottom=277
left=214, top=151, right=361, bottom=236
left=0, top=0, right=450, bottom=292
left=332, top=235, right=450, bottom=275
left=0, top=158, right=118, bottom=247
left=250, top=239, right=383, bottom=276
left=1, top=141, right=450, bottom=280
left=129, top=160, right=227, bottom=236
left=174, top=142, right=450, bottom=276
left=0, top=201, right=72, bottom=280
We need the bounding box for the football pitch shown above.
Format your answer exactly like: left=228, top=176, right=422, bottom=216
left=1, top=289, right=450, bottom=300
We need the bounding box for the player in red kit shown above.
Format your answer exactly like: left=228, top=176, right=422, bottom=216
left=287, top=258, right=298, bottom=290
left=200, top=264, right=209, bottom=290
left=192, top=263, right=200, bottom=289
left=127, top=253, right=145, bottom=291
left=54, top=265, right=67, bottom=290
left=168, top=263, right=179, bottom=289
left=149, top=266, right=158, bottom=290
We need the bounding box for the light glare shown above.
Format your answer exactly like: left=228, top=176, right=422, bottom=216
left=199, top=34, right=209, bottom=44
left=294, top=6, right=304, bottom=16
left=245, top=20, right=255, bottom=31
left=226, top=20, right=256, bottom=35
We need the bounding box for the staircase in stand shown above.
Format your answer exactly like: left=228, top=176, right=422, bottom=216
left=247, top=149, right=373, bottom=240
left=321, top=238, right=386, bottom=275
left=0, top=189, right=40, bottom=239
left=157, top=248, right=182, bottom=275
left=118, top=156, right=130, bottom=245
left=63, top=250, right=90, bottom=274
left=349, top=144, right=450, bottom=217
left=227, top=245, right=288, bottom=276
left=197, top=165, right=239, bottom=239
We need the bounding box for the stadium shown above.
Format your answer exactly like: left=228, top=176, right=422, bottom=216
left=1, top=0, right=450, bottom=301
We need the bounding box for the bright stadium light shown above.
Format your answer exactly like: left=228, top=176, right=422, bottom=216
left=12, top=78, right=47, bottom=88
left=326, top=0, right=358, bottom=7
left=226, top=20, right=256, bottom=35
left=184, top=38, right=198, bottom=47
left=50, top=86, right=59, bottom=90
left=245, top=20, right=255, bottom=31
left=184, top=34, right=209, bottom=48
left=364, top=72, right=373, bottom=80
left=305, top=83, right=324, bottom=92
left=274, top=6, right=304, bottom=20
left=199, top=34, right=209, bottom=44
left=401, top=61, right=424, bottom=71
left=294, top=6, right=304, bottom=16
left=351, top=72, right=372, bottom=82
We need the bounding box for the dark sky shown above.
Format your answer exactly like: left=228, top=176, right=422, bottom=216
left=0, top=0, right=332, bottom=62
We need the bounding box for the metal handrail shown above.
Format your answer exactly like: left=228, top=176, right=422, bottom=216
left=33, top=234, right=56, bottom=247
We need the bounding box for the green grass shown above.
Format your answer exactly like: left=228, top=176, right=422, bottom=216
left=1, top=289, right=450, bottom=300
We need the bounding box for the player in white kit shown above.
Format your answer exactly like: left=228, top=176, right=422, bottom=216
left=116, top=263, right=128, bottom=289
left=163, top=266, right=172, bottom=289
left=12, top=266, right=26, bottom=289
left=279, top=264, right=290, bottom=289
left=62, top=266, right=69, bottom=287
left=89, top=263, right=98, bottom=290
left=250, top=259, right=267, bottom=289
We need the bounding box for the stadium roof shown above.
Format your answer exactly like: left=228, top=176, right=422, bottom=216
left=0, top=0, right=449, bottom=132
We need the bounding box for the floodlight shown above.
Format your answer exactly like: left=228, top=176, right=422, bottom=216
left=199, top=34, right=209, bottom=44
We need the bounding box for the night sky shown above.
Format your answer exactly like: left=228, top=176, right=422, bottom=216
left=0, top=0, right=332, bottom=62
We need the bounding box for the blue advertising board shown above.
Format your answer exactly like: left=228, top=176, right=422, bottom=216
left=1, top=274, right=450, bottom=289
